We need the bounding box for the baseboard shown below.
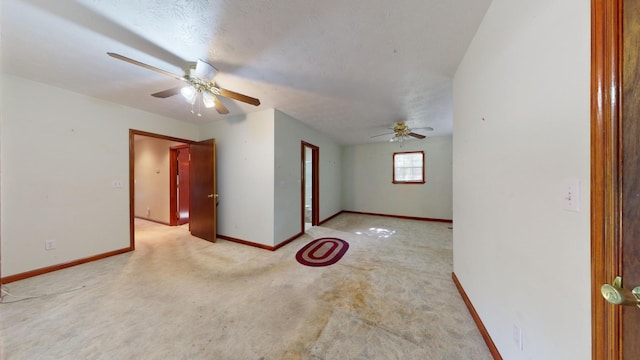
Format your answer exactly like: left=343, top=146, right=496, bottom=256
left=342, top=210, right=453, bottom=223
left=451, top=272, right=503, bottom=360
left=274, top=232, right=304, bottom=250
left=134, top=216, right=170, bottom=226
left=217, top=234, right=274, bottom=250
left=319, top=210, right=344, bottom=225
left=1, top=247, right=133, bottom=284
left=218, top=232, right=306, bottom=251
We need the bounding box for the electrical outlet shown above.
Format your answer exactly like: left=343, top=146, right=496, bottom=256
left=45, top=239, right=56, bottom=250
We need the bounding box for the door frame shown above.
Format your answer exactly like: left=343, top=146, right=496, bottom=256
left=129, top=129, right=194, bottom=249
left=301, top=141, right=319, bottom=231
left=591, top=0, right=623, bottom=358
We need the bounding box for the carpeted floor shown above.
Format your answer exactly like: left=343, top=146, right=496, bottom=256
left=0, top=213, right=492, bottom=359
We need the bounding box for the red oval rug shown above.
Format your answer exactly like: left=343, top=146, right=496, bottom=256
left=296, top=238, right=349, bottom=267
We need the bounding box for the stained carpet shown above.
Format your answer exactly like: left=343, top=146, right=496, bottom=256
left=0, top=213, right=492, bottom=359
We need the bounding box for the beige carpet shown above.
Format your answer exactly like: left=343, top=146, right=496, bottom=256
left=0, top=213, right=491, bottom=359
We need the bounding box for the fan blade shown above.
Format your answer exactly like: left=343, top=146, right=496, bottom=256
left=216, top=87, right=261, bottom=106
left=107, top=52, right=186, bottom=82
left=151, top=86, right=182, bottom=98
left=213, top=95, right=230, bottom=115
left=371, top=132, right=394, bottom=138
left=412, top=126, right=434, bottom=131
left=409, top=132, right=427, bottom=139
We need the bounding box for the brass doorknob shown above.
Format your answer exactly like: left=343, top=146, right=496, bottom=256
left=600, top=276, right=640, bottom=307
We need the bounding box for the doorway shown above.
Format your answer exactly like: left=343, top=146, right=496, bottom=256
left=170, top=145, right=190, bottom=226
left=130, top=130, right=190, bottom=248
left=301, top=141, right=319, bottom=232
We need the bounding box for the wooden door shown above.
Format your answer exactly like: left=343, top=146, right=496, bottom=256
left=189, top=139, right=217, bottom=242
left=620, top=0, right=640, bottom=355
left=592, top=0, right=640, bottom=358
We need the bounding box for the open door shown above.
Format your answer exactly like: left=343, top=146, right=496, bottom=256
left=592, top=0, right=640, bottom=358
left=189, top=139, right=217, bottom=242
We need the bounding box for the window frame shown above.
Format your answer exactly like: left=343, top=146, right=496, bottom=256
left=392, top=150, right=425, bottom=184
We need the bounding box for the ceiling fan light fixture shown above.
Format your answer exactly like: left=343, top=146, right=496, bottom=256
left=180, top=85, right=197, bottom=103
left=107, top=52, right=260, bottom=116
left=194, top=59, right=218, bottom=83
left=202, top=91, right=216, bottom=108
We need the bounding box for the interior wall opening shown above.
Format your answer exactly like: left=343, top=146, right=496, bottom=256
left=301, top=141, right=319, bottom=232
left=129, top=130, right=193, bottom=248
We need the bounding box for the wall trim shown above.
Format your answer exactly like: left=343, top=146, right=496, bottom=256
left=0, top=247, right=132, bottom=284
left=590, top=0, right=622, bottom=358
left=342, top=210, right=453, bottom=223
left=217, top=234, right=274, bottom=250
left=218, top=231, right=306, bottom=251
left=274, top=232, right=304, bottom=250
left=452, top=272, right=503, bottom=360
left=135, top=216, right=171, bottom=226
left=319, top=210, right=344, bottom=225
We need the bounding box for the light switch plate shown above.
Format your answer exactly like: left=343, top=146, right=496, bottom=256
left=45, top=239, right=56, bottom=250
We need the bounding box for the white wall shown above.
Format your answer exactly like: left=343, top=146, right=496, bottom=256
left=452, top=1, right=591, bottom=359
left=199, top=109, right=276, bottom=246
left=1, top=74, right=198, bottom=276
left=342, top=136, right=452, bottom=220
left=133, top=137, right=184, bottom=224
left=199, top=109, right=342, bottom=247
left=274, top=110, right=342, bottom=245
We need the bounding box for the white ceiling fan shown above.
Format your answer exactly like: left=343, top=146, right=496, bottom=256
left=372, top=121, right=434, bottom=143
left=107, top=52, right=260, bottom=116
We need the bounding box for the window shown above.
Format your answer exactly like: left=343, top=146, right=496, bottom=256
left=393, top=151, right=425, bottom=184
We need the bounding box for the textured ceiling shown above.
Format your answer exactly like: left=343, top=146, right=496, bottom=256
left=1, top=0, right=491, bottom=145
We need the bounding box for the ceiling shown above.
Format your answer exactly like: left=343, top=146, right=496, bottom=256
left=1, top=0, right=491, bottom=145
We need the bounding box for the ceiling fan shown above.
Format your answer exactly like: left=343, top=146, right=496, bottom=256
left=107, top=52, right=260, bottom=116
left=372, top=121, right=433, bottom=143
